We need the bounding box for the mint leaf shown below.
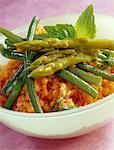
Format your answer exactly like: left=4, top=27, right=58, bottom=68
left=44, top=24, right=75, bottom=40
left=75, top=4, right=96, bottom=39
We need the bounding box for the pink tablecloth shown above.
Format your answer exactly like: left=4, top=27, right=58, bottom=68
left=1, top=0, right=114, bottom=149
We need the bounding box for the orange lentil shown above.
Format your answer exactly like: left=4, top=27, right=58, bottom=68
left=26, top=103, right=34, bottom=113
left=50, top=100, right=56, bottom=108
left=0, top=94, right=6, bottom=106
left=34, top=80, right=41, bottom=92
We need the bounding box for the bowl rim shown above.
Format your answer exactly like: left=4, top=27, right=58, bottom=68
left=0, top=14, right=114, bottom=118
left=0, top=93, right=114, bottom=118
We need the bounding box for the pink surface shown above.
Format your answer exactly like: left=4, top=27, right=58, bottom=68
left=0, top=0, right=114, bottom=149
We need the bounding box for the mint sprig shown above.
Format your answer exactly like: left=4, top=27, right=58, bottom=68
left=75, top=4, right=96, bottom=39
left=44, top=24, right=75, bottom=40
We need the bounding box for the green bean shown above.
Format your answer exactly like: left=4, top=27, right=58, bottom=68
left=106, top=59, right=114, bottom=66
left=101, top=49, right=114, bottom=58
left=57, top=70, right=98, bottom=98
left=5, top=39, right=13, bottom=47
left=78, top=63, right=114, bottom=81
left=25, top=16, right=43, bottom=113
left=26, top=16, right=40, bottom=41
left=0, top=27, right=23, bottom=43
left=2, top=64, right=24, bottom=96
left=0, top=44, right=24, bottom=60
left=1, top=50, right=24, bottom=60
left=5, top=38, right=19, bottom=51
left=98, top=51, right=114, bottom=66
left=24, top=52, right=43, bottom=113
left=28, top=53, right=93, bottom=78
left=26, top=78, right=43, bottom=113
left=4, top=76, right=25, bottom=109
left=100, top=59, right=114, bottom=66
left=98, top=53, right=107, bottom=60
left=68, top=67, right=102, bottom=87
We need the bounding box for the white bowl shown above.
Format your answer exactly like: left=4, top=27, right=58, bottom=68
left=0, top=14, right=114, bottom=139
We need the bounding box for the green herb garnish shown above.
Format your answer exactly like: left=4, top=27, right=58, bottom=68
left=75, top=4, right=96, bottom=39
left=44, top=24, right=75, bottom=40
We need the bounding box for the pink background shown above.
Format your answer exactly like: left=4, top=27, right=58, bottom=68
left=0, top=0, right=114, bottom=149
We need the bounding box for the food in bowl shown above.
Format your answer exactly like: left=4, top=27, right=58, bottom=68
left=1, top=4, right=114, bottom=113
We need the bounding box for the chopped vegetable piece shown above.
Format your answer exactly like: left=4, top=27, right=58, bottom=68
left=52, top=83, right=66, bottom=111
left=60, top=105, right=77, bottom=111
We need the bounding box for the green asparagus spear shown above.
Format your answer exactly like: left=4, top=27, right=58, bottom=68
left=27, top=50, right=79, bottom=71
left=26, top=53, right=66, bottom=71
left=14, top=38, right=114, bottom=52
left=44, top=49, right=76, bottom=56
left=28, top=53, right=94, bottom=78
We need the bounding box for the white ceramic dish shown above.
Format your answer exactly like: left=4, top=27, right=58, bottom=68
left=0, top=14, right=114, bottom=139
